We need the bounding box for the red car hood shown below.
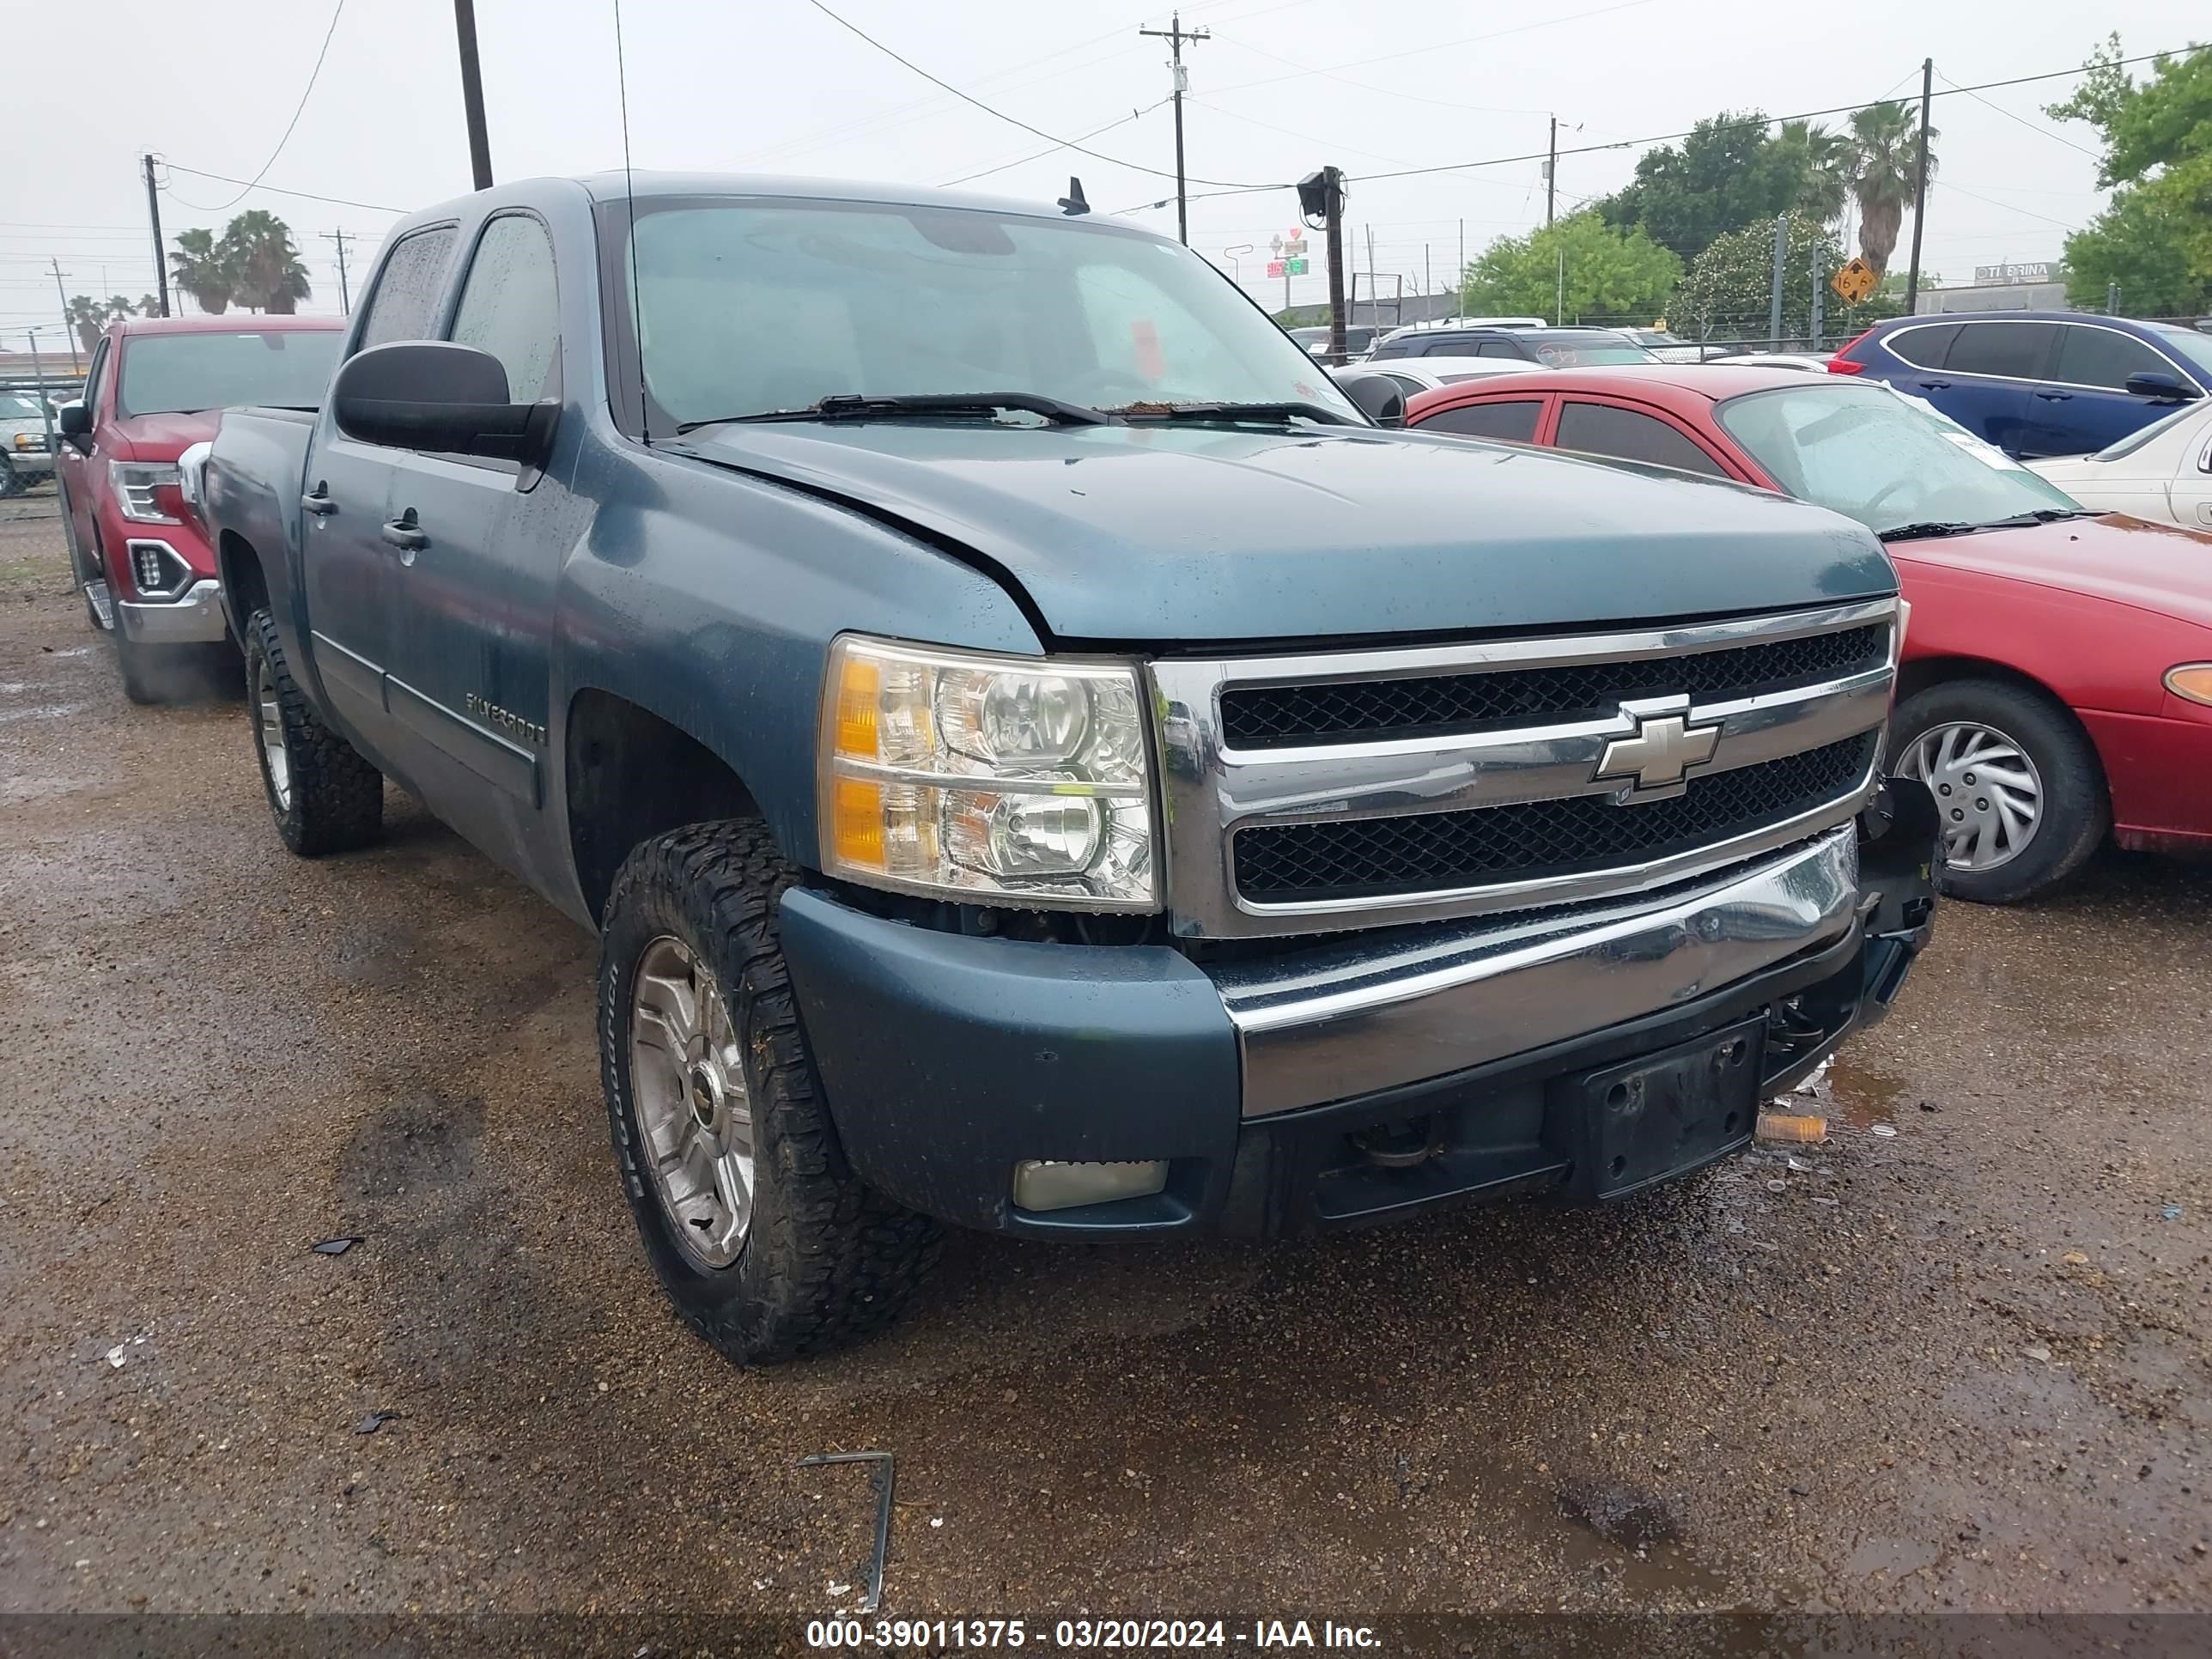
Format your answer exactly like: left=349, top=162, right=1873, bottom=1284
left=1891, top=514, right=2212, bottom=630
left=112, top=409, right=219, bottom=460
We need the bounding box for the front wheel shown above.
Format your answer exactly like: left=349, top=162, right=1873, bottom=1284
left=1890, top=678, right=2107, bottom=903
left=0, top=455, right=21, bottom=499
left=243, top=607, right=384, bottom=854
left=599, top=820, right=939, bottom=1364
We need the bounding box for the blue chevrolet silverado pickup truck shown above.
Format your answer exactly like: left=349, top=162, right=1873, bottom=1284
left=198, top=173, right=1939, bottom=1364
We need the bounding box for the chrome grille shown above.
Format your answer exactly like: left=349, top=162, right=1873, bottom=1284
left=1219, top=624, right=1889, bottom=747
left=1146, top=599, right=1899, bottom=939
left=1234, top=732, right=1878, bottom=902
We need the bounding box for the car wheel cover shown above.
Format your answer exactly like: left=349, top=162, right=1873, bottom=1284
left=1898, top=720, right=2045, bottom=872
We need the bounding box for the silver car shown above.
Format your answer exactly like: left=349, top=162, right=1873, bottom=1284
left=0, top=390, right=59, bottom=495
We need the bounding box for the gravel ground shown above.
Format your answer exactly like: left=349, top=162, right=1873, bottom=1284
left=0, top=493, right=2206, bottom=1646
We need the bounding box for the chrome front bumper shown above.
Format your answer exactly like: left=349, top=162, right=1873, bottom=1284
left=1214, top=828, right=1860, bottom=1115
left=117, top=579, right=229, bottom=646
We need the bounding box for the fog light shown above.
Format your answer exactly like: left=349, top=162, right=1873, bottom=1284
left=1012, top=1158, right=1169, bottom=1212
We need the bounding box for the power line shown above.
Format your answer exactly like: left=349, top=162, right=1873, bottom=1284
left=939, top=100, right=1168, bottom=187
left=1201, top=0, right=1659, bottom=98
left=161, top=165, right=405, bottom=215
left=1935, top=180, right=2081, bottom=231
left=798, top=0, right=1272, bottom=188
left=189, top=0, right=349, bottom=214
left=1934, top=70, right=2102, bottom=161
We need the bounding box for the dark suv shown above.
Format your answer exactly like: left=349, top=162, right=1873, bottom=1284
left=1829, top=312, right=2211, bottom=457
left=1368, top=325, right=1658, bottom=366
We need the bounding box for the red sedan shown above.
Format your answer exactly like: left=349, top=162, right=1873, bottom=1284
left=1403, top=364, right=2212, bottom=902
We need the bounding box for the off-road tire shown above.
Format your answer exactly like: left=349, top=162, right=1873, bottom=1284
left=244, top=606, right=384, bottom=854
left=0, top=455, right=21, bottom=499
left=1889, top=678, right=2107, bottom=904
left=599, top=821, right=940, bottom=1364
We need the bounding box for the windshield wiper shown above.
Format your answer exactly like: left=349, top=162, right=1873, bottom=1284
left=1109, top=399, right=1358, bottom=426
left=1877, top=507, right=2093, bottom=542
left=676, top=392, right=1106, bottom=433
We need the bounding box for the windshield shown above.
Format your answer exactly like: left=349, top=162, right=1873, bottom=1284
left=1717, top=380, right=2081, bottom=534
left=2147, top=324, right=2212, bottom=379
left=0, top=392, right=46, bottom=421
left=1528, top=333, right=1657, bottom=367
left=623, top=198, right=1360, bottom=427
left=118, top=330, right=343, bottom=418
left=2089, top=399, right=2203, bottom=462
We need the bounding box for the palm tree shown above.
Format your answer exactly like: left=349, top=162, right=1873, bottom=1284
left=67, top=295, right=106, bottom=357
left=1778, top=119, right=1850, bottom=224
left=220, top=211, right=313, bottom=314
left=137, top=295, right=161, bottom=317
left=168, top=228, right=234, bottom=314
left=1846, top=100, right=1939, bottom=276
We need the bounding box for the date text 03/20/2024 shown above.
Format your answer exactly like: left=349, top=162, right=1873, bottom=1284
left=805, top=1618, right=1381, bottom=1649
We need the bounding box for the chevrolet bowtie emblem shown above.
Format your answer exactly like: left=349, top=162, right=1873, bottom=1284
left=1594, top=702, right=1722, bottom=800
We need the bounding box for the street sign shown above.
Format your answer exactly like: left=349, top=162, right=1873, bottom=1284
left=1267, top=261, right=1285, bottom=279
left=1831, top=258, right=1879, bottom=305
left=1285, top=258, right=1308, bottom=275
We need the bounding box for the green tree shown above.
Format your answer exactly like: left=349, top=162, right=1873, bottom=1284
left=1844, top=100, right=1939, bottom=277
left=136, top=295, right=161, bottom=318
left=66, top=295, right=106, bottom=357
left=219, top=210, right=312, bottom=313
left=1594, top=112, right=1812, bottom=264
left=2046, top=36, right=2212, bottom=313
left=1460, top=212, right=1682, bottom=325
left=1669, top=212, right=1877, bottom=343
left=168, top=228, right=236, bottom=315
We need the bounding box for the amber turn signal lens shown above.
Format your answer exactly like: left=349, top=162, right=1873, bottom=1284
left=2166, top=664, right=2212, bottom=708
left=834, top=655, right=881, bottom=760
left=831, top=777, right=887, bottom=870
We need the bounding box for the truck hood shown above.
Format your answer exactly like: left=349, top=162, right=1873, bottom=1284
left=672, top=421, right=1894, bottom=644
left=111, top=409, right=219, bottom=461
left=1890, top=513, right=2212, bottom=630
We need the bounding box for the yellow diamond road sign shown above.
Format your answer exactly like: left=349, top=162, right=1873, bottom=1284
left=1832, top=258, right=1879, bottom=305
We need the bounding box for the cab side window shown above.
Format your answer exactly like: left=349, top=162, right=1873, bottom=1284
left=82, top=338, right=111, bottom=422
left=2051, top=325, right=2169, bottom=391
left=1942, top=321, right=2056, bottom=381
left=449, top=216, right=562, bottom=401
left=1555, top=401, right=1728, bottom=477
left=1419, top=399, right=1543, bottom=441
left=356, top=227, right=460, bottom=351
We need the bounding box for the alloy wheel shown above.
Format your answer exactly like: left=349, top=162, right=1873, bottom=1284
left=629, top=935, right=757, bottom=1269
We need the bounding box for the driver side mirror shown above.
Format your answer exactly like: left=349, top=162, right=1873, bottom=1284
left=1335, top=372, right=1405, bottom=428
left=331, top=341, right=556, bottom=463
left=57, top=400, right=91, bottom=451
left=2124, top=370, right=2199, bottom=403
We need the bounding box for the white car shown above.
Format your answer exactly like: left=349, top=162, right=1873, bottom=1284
left=1331, top=357, right=1545, bottom=398
left=0, top=389, right=59, bottom=496
left=2027, top=398, right=2212, bottom=531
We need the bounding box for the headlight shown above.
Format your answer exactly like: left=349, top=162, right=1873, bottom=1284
left=819, top=634, right=1157, bottom=909
left=108, top=459, right=183, bottom=524
left=2166, top=664, right=2212, bottom=708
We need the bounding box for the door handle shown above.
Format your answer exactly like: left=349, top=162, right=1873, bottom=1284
left=380, top=509, right=428, bottom=552
left=1917, top=380, right=1950, bottom=391
left=301, top=484, right=337, bottom=515
left=2034, top=390, right=2073, bottom=402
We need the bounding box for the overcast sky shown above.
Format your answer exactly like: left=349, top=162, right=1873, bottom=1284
left=6, top=0, right=2203, bottom=336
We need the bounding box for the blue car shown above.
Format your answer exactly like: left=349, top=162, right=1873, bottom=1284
left=1830, top=312, right=2212, bottom=457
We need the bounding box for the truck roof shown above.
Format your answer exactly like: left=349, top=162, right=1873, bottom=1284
left=561, top=170, right=1156, bottom=229
left=108, top=313, right=344, bottom=337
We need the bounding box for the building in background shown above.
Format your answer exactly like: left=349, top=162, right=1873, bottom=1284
left=1915, top=262, right=2070, bottom=314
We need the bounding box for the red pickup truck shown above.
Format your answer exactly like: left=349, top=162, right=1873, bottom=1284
left=58, top=315, right=343, bottom=702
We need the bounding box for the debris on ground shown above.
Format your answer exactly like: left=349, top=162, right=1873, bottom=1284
left=353, top=1410, right=402, bottom=1435
left=2063, top=1252, right=2088, bottom=1266
left=1870, top=1124, right=1899, bottom=1139
left=1756, top=1112, right=1828, bottom=1146
left=2162, top=1204, right=2184, bottom=1221
left=2024, top=1345, right=2053, bottom=1364
left=311, top=1236, right=364, bottom=1255
left=799, top=1450, right=895, bottom=1615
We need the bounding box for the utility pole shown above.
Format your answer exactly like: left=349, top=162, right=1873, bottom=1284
left=142, top=155, right=171, bottom=317
left=1769, top=213, right=1788, bottom=350
left=50, top=258, right=78, bottom=374
left=1365, top=224, right=1376, bottom=331
left=1138, top=12, right=1209, bottom=246
left=1300, top=167, right=1348, bottom=360
left=1424, top=243, right=1431, bottom=302
left=1546, top=115, right=1558, bottom=227
left=321, top=230, right=356, bottom=313
left=454, top=0, right=495, bottom=191
left=1903, top=57, right=1932, bottom=314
